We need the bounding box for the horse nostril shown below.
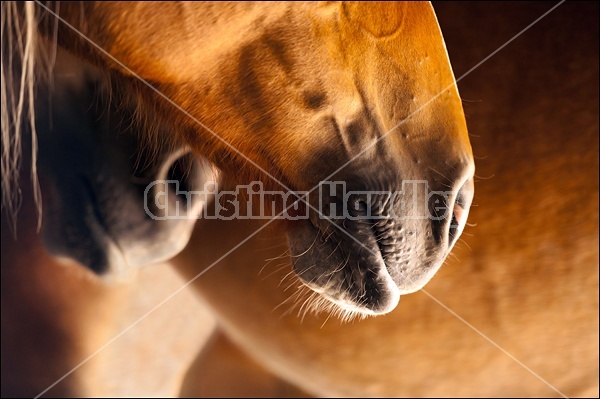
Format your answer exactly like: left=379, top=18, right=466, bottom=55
left=167, top=152, right=196, bottom=199
left=447, top=204, right=461, bottom=247
left=448, top=178, right=474, bottom=248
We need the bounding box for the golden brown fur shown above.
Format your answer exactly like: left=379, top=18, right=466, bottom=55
left=39, top=2, right=471, bottom=192
left=1, top=1, right=598, bottom=397
left=173, top=1, right=598, bottom=396
left=18, top=1, right=477, bottom=315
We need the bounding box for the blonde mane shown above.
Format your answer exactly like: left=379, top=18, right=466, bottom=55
left=1, top=1, right=41, bottom=232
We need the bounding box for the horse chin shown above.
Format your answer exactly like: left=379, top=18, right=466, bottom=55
left=287, top=220, right=401, bottom=317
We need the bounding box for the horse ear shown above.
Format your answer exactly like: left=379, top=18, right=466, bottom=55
left=343, top=1, right=408, bottom=38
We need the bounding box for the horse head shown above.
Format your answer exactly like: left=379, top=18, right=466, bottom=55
left=8, top=2, right=474, bottom=316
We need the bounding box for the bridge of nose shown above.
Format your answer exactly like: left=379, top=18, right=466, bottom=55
left=339, top=1, right=472, bottom=163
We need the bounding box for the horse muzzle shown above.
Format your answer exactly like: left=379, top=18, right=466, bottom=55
left=36, top=71, right=214, bottom=276
left=287, top=164, right=474, bottom=316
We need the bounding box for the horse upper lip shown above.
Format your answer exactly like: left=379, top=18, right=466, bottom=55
left=308, top=211, right=398, bottom=281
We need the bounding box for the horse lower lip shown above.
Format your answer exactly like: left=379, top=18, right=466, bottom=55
left=289, top=218, right=399, bottom=314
